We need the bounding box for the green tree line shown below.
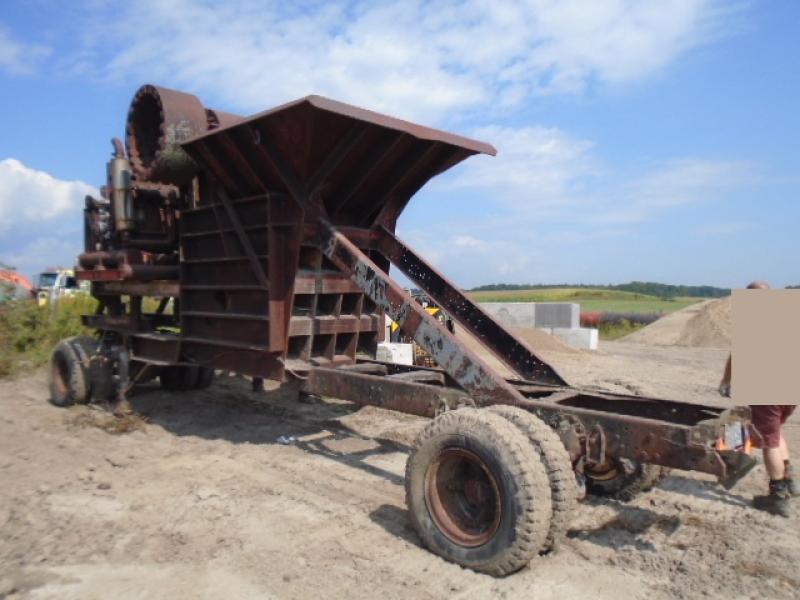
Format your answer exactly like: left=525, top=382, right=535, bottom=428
left=469, top=281, right=731, bottom=299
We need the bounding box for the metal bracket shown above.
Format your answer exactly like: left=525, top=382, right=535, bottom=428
left=434, top=395, right=477, bottom=417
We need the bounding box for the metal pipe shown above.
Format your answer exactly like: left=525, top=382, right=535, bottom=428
left=120, top=265, right=179, bottom=280
left=78, top=250, right=129, bottom=268
left=107, top=139, right=134, bottom=232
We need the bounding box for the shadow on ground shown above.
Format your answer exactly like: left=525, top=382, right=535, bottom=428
left=369, top=504, right=422, bottom=547
left=121, top=376, right=412, bottom=486
left=658, top=474, right=752, bottom=508
left=567, top=500, right=680, bottom=552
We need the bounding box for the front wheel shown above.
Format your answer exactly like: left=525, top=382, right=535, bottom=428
left=48, top=337, right=98, bottom=407
left=405, top=409, right=553, bottom=576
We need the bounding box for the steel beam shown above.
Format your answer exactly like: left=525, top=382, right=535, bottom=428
left=218, top=189, right=270, bottom=288
left=319, top=219, right=528, bottom=406
left=374, top=226, right=566, bottom=385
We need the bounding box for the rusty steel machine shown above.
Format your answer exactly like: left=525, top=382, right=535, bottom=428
left=49, top=84, right=756, bottom=576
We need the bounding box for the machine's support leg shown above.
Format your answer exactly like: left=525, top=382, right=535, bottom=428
left=113, top=347, right=132, bottom=416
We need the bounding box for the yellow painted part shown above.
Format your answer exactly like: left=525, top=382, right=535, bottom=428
left=390, top=306, right=440, bottom=333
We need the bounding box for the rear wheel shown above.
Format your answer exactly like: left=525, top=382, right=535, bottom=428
left=584, top=460, right=667, bottom=501
left=488, top=405, right=576, bottom=551
left=405, top=409, right=552, bottom=576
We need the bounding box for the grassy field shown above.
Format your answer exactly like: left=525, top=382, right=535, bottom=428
left=467, top=287, right=701, bottom=314
left=597, top=320, right=648, bottom=341
left=0, top=295, right=97, bottom=378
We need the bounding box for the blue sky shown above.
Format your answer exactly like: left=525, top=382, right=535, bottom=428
left=0, top=0, right=797, bottom=288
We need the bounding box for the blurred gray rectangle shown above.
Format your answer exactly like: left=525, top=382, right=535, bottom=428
left=534, top=303, right=580, bottom=329
left=479, top=302, right=537, bottom=328
left=479, top=302, right=580, bottom=329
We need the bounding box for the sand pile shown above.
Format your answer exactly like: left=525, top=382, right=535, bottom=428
left=623, top=297, right=731, bottom=348
left=510, top=326, right=581, bottom=356
left=454, top=325, right=578, bottom=378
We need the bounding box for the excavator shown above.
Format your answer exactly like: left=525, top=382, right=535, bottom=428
left=0, top=268, right=34, bottom=302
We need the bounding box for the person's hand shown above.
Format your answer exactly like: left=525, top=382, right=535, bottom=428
left=718, top=382, right=731, bottom=398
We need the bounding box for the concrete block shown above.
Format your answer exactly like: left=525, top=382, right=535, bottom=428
left=376, top=342, right=414, bottom=365
left=533, top=303, right=580, bottom=329
left=550, top=327, right=598, bottom=351
left=480, top=302, right=580, bottom=329
left=479, top=303, right=537, bottom=328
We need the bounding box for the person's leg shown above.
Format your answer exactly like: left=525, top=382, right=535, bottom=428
left=779, top=435, right=790, bottom=462
left=763, top=446, right=786, bottom=480
left=751, top=406, right=792, bottom=516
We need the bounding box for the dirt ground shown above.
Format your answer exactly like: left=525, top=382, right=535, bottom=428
left=1, top=341, right=799, bottom=600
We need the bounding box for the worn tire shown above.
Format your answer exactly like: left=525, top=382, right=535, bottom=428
left=70, top=336, right=115, bottom=401
left=69, top=336, right=100, bottom=360
left=585, top=461, right=668, bottom=502
left=405, top=409, right=552, bottom=576
left=488, top=405, right=576, bottom=551
left=194, top=367, right=215, bottom=389
left=159, top=366, right=199, bottom=391
left=48, top=337, right=95, bottom=406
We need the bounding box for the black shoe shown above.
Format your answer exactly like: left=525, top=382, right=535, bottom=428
left=753, top=480, right=792, bottom=518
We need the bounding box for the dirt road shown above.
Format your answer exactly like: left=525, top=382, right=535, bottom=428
left=1, top=342, right=798, bottom=599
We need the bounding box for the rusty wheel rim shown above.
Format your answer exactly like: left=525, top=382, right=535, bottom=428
left=424, top=448, right=502, bottom=547
left=52, top=353, right=69, bottom=397
left=584, top=463, right=622, bottom=481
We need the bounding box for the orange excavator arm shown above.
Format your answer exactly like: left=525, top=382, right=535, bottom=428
left=0, top=269, right=34, bottom=292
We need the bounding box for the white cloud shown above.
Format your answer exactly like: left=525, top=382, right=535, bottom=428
left=0, top=159, right=94, bottom=276
left=0, top=26, right=50, bottom=75
left=69, top=0, right=739, bottom=122
left=594, top=158, right=752, bottom=224
left=3, top=236, right=81, bottom=275
left=512, top=0, right=733, bottom=95
left=452, top=234, right=489, bottom=250
left=443, top=125, right=596, bottom=212
left=0, top=159, right=96, bottom=228
left=400, top=127, right=755, bottom=286
left=401, top=228, right=539, bottom=284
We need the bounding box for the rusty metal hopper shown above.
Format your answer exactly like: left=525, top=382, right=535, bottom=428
left=171, top=95, right=565, bottom=390
left=164, top=96, right=514, bottom=383
left=182, top=95, right=496, bottom=228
